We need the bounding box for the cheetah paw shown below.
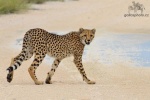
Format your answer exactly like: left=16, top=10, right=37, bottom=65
left=45, top=79, right=52, bottom=84
left=35, top=81, right=44, bottom=85
left=87, top=81, right=96, bottom=84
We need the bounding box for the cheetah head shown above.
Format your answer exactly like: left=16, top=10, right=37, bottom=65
left=79, top=28, right=96, bottom=45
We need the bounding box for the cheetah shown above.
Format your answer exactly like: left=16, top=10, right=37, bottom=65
left=6, top=28, right=96, bottom=85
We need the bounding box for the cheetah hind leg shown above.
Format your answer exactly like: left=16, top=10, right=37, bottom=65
left=28, top=66, right=44, bottom=85
left=28, top=54, right=46, bottom=85
left=7, top=58, right=15, bottom=83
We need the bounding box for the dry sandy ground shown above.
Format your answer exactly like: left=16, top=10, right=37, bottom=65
left=0, top=0, right=150, bottom=100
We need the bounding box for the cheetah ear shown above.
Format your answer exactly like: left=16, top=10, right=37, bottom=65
left=79, top=28, right=84, bottom=33
left=92, top=29, right=96, bottom=34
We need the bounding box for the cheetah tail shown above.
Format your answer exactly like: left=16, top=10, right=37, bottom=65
left=6, top=33, right=30, bottom=73
left=6, top=51, right=26, bottom=73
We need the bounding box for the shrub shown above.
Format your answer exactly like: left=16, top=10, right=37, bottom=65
left=0, top=0, right=27, bottom=14
left=0, top=0, right=65, bottom=14
left=26, top=0, right=64, bottom=4
left=26, top=0, right=47, bottom=4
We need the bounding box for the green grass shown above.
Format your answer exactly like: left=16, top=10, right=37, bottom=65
left=27, top=0, right=65, bottom=4
left=26, top=0, right=48, bottom=4
left=0, top=0, right=65, bottom=14
left=0, top=0, right=27, bottom=14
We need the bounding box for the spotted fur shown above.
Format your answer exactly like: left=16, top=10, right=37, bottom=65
left=6, top=28, right=96, bottom=85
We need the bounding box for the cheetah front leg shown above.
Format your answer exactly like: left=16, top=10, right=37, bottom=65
left=28, top=53, right=46, bottom=85
left=45, top=59, right=61, bottom=84
left=74, top=55, right=95, bottom=84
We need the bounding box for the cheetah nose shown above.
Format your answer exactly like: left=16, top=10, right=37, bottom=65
left=86, top=40, right=90, bottom=45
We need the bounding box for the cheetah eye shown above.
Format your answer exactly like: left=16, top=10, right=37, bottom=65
left=90, top=35, right=93, bottom=37
left=84, top=35, right=87, bottom=37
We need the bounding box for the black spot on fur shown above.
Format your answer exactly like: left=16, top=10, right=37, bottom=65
left=7, top=67, right=13, bottom=72
left=54, top=64, right=57, bottom=66
left=34, top=59, right=39, bottom=63
left=14, top=65, right=17, bottom=69
left=57, top=59, right=60, bottom=63
left=16, top=61, right=21, bottom=66
left=20, top=58, right=23, bottom=61
left=22, top=54, right=25, bottom=58
left=36, top=64, right=39, bottom=66
left=36, top=53, right=39, bottom=55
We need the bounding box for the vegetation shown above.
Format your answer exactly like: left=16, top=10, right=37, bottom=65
left=0, top=0, right=27, bottom=14
left=26, top=0, right=64, bottom=4
left=26, top=0, right=48, bottom=4
left=0, top=0, right=64, bottom=14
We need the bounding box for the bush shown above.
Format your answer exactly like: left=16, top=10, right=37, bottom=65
left=26, top=0, right=48, bottom=4
left=0, top=0, right=65, bottom=14
left=0, top=0, right=27, bottom=14
left=26, top=0, right=64, bottom=4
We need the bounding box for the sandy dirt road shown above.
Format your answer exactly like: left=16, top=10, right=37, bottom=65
left=0, top=0, right=150, bottom=100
